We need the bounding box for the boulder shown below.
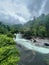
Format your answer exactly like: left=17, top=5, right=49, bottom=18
left=44, top=43, right=49, bottom=46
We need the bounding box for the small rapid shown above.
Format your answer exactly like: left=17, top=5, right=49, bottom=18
left=14, top=33, right=49, bottom=54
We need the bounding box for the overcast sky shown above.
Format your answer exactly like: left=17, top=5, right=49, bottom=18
left=0, top=0, right=49, bottom=24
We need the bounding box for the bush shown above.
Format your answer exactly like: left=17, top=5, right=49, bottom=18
left=0, top=34, right=20, bottom=65
left=23, top=31, right=32, bottom=39
left=7, top=33, right=15, bottom=38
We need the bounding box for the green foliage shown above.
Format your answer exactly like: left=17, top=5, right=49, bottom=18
left=0, top=22, right=20, bottom=34
left=23, top=14, right=49, bottom=38
left=7, top=33, right=15, bottom=38
left=0, top=35, right=20, bottom=65
left=23, top=30, right=32, bottom=39
left=37, top=26, right=46, bottom=37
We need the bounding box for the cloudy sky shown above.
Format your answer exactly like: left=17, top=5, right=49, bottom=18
left=0, top=0, right=49, bottom=24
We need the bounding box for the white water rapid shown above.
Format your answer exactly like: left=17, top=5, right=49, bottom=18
left=14, top=33, right=49, bottom=54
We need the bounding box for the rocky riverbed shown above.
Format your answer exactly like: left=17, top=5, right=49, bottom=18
left=30, top=38, right=49, bottom=46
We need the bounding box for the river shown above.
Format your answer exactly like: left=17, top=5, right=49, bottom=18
left=14, top=33, right=49, bottom=65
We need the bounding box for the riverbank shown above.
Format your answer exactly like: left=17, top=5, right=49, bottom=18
left=30, top=37, right=49, bottom=46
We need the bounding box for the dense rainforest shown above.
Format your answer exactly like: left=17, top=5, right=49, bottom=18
left=0, top=14, right=49, bottom=65
left=22, top=14, right=49, bottom=39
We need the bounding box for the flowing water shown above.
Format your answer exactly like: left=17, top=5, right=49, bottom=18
left=14, top=33, right=49, bottom=65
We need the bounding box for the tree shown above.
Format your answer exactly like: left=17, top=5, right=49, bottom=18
left=38, top=26, right=46, bottom=37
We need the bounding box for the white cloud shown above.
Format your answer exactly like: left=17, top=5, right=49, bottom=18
left=39, top=0, right=47, bottom=15
left=0, top=0, right=48, bottom=24
left=0, top=0, right=31, bottom=23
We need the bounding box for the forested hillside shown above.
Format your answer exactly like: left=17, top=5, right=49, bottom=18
left=23, top=14, right=49, bottom=38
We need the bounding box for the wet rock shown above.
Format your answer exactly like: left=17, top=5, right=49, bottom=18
left=44, top=43, right=49, bottom=46
left=33, top=39, right=37, bottom=42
